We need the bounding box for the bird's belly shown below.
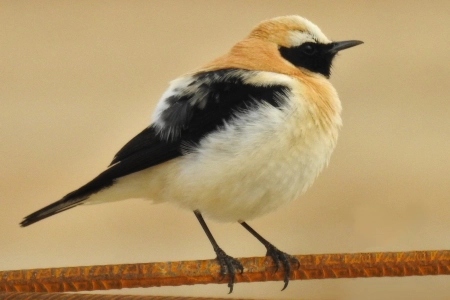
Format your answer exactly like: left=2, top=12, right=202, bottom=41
left=164, top=104, right=338, bottom=222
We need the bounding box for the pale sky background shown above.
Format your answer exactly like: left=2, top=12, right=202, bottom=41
left=1, top=1, right=450, bottom=299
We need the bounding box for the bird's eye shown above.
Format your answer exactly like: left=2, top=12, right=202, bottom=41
left=301, top=44, right=316, bottom=55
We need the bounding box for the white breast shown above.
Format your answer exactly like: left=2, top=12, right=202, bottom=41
left=86, top=72, right=342, bottom=222
left=161, top=74, right=341, bottom=222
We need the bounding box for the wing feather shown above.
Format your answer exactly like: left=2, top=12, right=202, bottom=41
left=21, top=68, right=290, bottom=226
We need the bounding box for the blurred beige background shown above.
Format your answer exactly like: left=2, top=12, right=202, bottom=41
left=1, top=1, right=450, bottom=299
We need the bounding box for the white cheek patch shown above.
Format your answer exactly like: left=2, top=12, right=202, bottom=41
left=288, top=31, right=317, bottom=47
left=287, top=17, right=331, bottom=47
left=300, top=17, right=331, bottom=44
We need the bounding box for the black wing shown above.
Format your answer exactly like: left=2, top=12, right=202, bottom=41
left=21, top=69, right=289, bottom=227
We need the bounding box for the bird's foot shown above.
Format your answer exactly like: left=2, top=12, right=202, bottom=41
left=215, top=247, right=244, bottom=293
left=265, top=244, right=300, bottom=291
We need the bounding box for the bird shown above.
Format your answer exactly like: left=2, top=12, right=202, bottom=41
left=20, top=15, right=362, bottom=293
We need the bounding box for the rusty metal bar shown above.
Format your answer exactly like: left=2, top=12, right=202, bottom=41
left=0, top=292, right=251, bottom=300
left=1, top=250, right=450, bottom=293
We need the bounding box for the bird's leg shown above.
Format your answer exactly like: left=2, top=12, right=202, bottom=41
left=194, top=210, right=243, bottom=293
left=239, top=221, right=300, bottom=291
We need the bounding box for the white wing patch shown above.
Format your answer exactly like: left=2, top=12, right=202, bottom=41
left=151, top=69, right=289, bottom=141
left=152, top=76, right=195, bottom=137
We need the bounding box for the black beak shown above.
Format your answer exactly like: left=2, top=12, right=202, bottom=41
left=329, top=40, right=363, bottom=53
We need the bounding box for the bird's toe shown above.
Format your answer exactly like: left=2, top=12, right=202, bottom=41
left=265, top=245, right=299, bottom=291
left=215, top=247, right=243, bottom=293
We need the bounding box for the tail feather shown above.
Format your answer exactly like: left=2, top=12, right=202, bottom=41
left=20, top=170, right=116, bottom=227
left=20, top=125, right=181, bottom=227
left=20, top=198, right=85, bottom=227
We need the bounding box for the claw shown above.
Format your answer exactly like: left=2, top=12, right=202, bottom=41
left=265, top=244, right=299, bottom=291
left=215, top=247, right=243, bottom=293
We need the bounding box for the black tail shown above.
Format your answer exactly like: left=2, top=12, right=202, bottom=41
left=21, top=125, right=183, bottom=227
left=20, top=170, right=116, bottom=227
left=20, top=197, right=86, bottom=227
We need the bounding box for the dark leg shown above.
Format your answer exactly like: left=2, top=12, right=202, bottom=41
left=240, top=221, right=299, bottom=291
left=194, top=210, right=243, bottom=293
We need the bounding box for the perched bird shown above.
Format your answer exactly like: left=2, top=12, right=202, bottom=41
left=21, top=15, right=362, bottom=292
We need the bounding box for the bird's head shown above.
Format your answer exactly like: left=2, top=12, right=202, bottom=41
left=248, top=15, right=363, bottom=78
left=199, top=16, right=362, bottom=79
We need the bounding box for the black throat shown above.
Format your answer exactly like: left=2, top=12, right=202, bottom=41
left=279, top=42, right=336, bottom=78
